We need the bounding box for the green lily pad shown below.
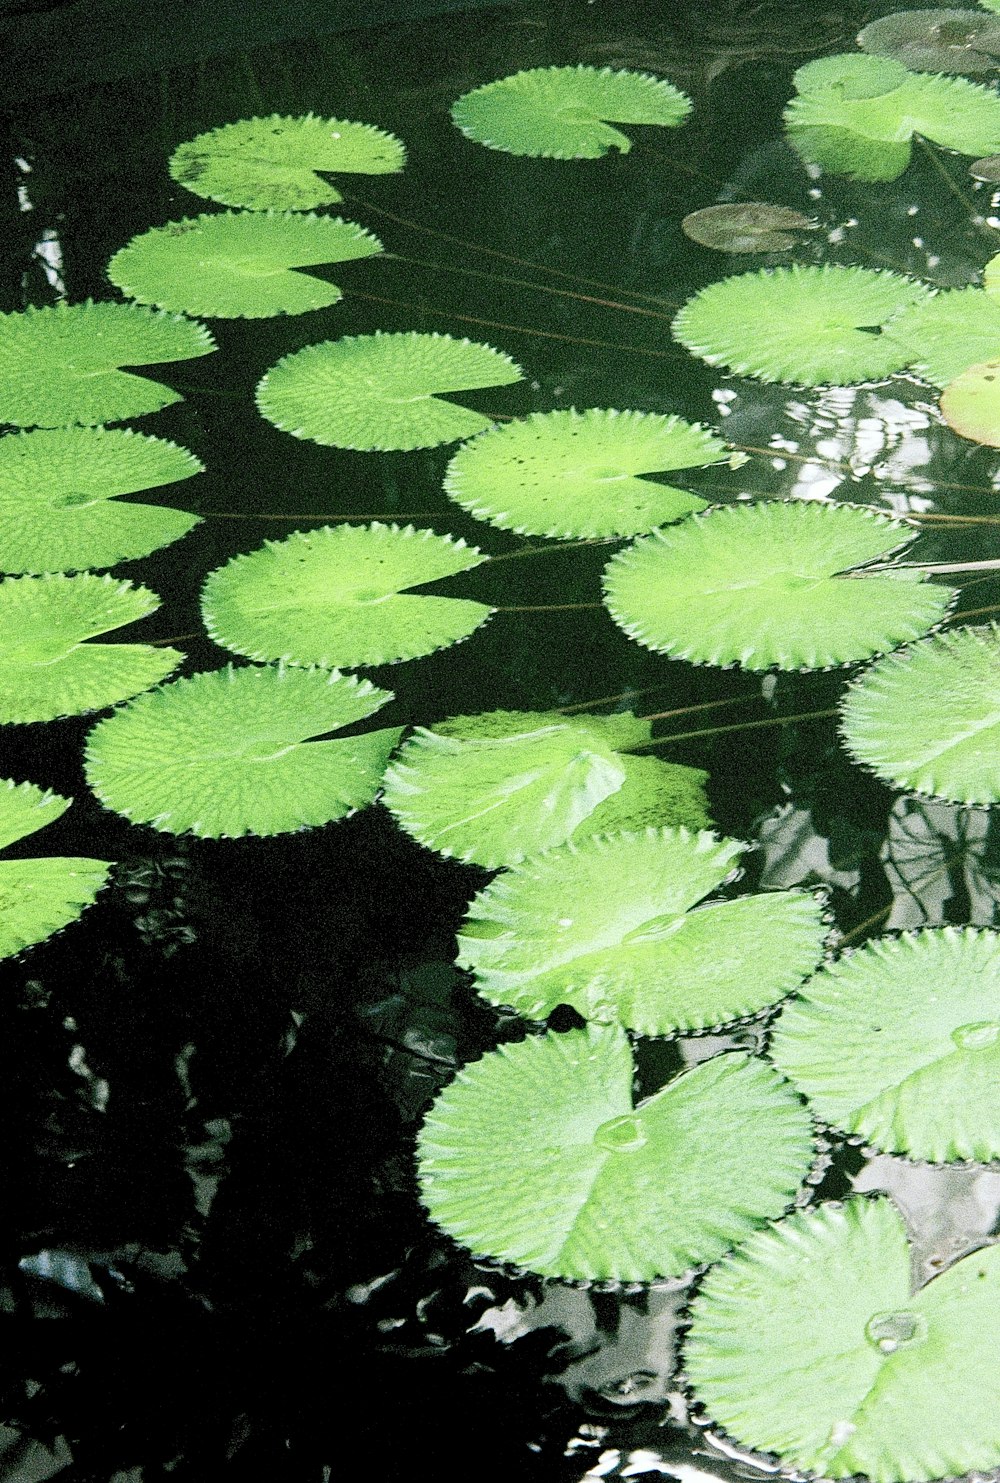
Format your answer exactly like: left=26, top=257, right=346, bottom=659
left=201, top=523, right=492, bottom=669
left=770, top=927, right=1000, bottom=1163
left=940, top=356, right=1000, bottom=443
left=169, top=113, right=406, bottom=210
left=450, top=64, right=691, bottom=158
left=107, top=212, right=383, bottom=318
left=685, top=1196, right=1000, bottom=1481
left=0, top=574, right=182, bottom=723
left=442, top=408, right=732, bottom=539
left=0, top=301, right=216, bottom=427
left=839, top=624, right=1000, bottom=804
left=257, top=331, right=524, bottom=451
left=881, top=287, right=1000, bottom=387
left=0, top=427, right=202, bottom=574
left=672, top=264, right=930, bottom=386
left=417, top=1026, right=815, bottom=1281
left=458, top=828, right=828, bottom=1036
left=84, top=664, right=402, bottom=839
left=602, top=502, right=954, bottom=672
left=858, top=9, right=1000, bottom=75
left=680, top=202, right=815, bottom=253
left=381, top=707, right=701, bottom=868
left=0, top=778, right=111, bottom=961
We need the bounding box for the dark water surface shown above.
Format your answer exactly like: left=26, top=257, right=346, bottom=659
left=3, top=0, right=1000, bottom=1477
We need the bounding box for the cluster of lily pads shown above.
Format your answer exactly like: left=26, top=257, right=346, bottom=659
left=3, top=26, right=1000, bottom=1483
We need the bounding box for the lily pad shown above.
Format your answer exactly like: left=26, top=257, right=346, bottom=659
left=685, top=1196, right=1000, bottom=1481
left=107, top=211, right=383, bottom=319
left=457, top=828, right=828, bottom=1036
left=169, top=113, right=406, bottom=210
left=602, top=502, right=954, bottom=671
left=201, top=523, right=492, bottom=669
left=257, top=331, right=524, bottom=451
left=839, top=624, right=1000, bottom=804
left=672, top=264, right=930, bottom=386
left=940, top=356, right=1000, bottom=443
left=0, top=778, right=111, bottom=961
left=681, top=202, right=815, bottom=253
left=0, top=301, right=216, bottom=427
left=881, top=287, right=1000, bottom=387
left=450, top=64, right=691, bottom=158
left=858, top=9, right=1000, bottom=75
left=0, top=574, right=182, bottom=723
left=417, top=1026, right=815, bottom=1281
left=84, top=664, right=403, bottom=839
left=442, top=408, right=731, bottom=538
left=0, top=427, right=202, bottom=574
left=770, top=927, right=1000, bottom=1163
left=381, top=708, right=708, bottom=868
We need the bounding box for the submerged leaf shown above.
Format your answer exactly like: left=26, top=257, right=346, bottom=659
left=839, top=624, right=1000, bottom=803
left=882, top=286, right=1000, bottom=387
left=450, top=64, right=691, bottom=158
left=443, top=407, right=729, bottom=538
left=0, top=574, right=181, bottom=724
left=940, top=356, right=1000, bottom=443
left=169, top=113, right=406, bottom=210
left=257, top=331, right=524, bottom=451
left=84, top=664, right=402, bottom=839
left=108, top=212, right=382, bottom=319
left=418, top=1026, right=814, bottom=1280
left=771, top=927, right=1000, bottom=1163
left=681, top=202, right=815, bottom=252
left=201, top=523, right=492, bottom=669
left=458, top=828, right=828, bottom=1035
left=857, top=9, right=1000, bottom=75
left=0, top=427, right=202, bottom=574
left=0, top=779, right=110, bottom=961
left=603, top=502, right=953, bottom=671
left=686, top=1196, right=1000, bottom=1481
left=0, top=301, right=216, bottom=427
left=672, top=264, right=930, bottom=386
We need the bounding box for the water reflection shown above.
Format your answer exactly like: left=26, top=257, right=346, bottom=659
left=882, top=796, right=1000, bottom=928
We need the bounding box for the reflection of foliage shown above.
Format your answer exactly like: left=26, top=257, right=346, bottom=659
left=881, top=796, right=1000, bottom=929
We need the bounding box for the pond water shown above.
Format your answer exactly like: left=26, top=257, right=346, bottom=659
left=3, top=0, right=1000, bottom=1476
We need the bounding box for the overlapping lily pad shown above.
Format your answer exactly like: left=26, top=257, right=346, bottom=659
left=457, top=828, right=828, bottom=1035
left=0, top=427, right=202, bottom=574
left=450, top=65, right=691, bottom=158
left=672, top=264, right=930, bottom=386
left=169, top=113, right=406, bottom=210
left=940, top=356, right=1000, bottom=443
left=0, top=574, right=181, bottom=723
left=858, top=9, right=1000, bottom=75
left=0, top=778, right=111, bottom=962
left=839, top=624, right=1000, bottom=803
left=257, top=331, right=524, bottom=450
left=881, top=287, right=1000, bottom=387
left=0, top=301, right=216, bottom=427
left=84, top=664, right=403, bottom=839
left=417, top=1026, right=815, bottom=1280
left=107, top=212, right=383, bottom=318
left=442, top=408, right=732, bottom=538
left=602, top=502, right=953, bottom=671
left=381, top=708, right=709, bottom=867
left=686, top=1196, right=1000, bottom=1481
left=201, top=523, right=492, bottom=669
left=770, top=927, right=1000, bottom=1163
left=681, top=202, right=814, bottom=253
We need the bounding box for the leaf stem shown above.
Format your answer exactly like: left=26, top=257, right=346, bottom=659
left=631, top=706, right=839, bottom=746
left=385, top=252, right=678, bottom=320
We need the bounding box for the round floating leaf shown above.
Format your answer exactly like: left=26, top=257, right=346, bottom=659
left=458, top=828, right=828, bottom=1036
left=672, top=265, right=930, bottom=387
left=0, top=301, right=216, bottom=428
left=881, top=287, right=1000, bottom=387
left=840, top=624, right=1000, bottom=803
left=771, top=927, right=1000, bottom=1163
left=858, top=9, right=1000, bottom=74
left=382, top=708, right=663, bottom=867
left=84, top=664, right=403, bottom=839
left=793, top=53, right=913, bottom=97
left=940, top=356, right=1000, bottom=443
left=603, top=502, right=953, bottom=672
left=418, top=1026, right=815, bottom=1281
left=257, top=331, right=524, bottom=451
left=0, top=574, right=181, bottom=723
left=681, top=202, right=815, bottom=253
left=571, top=752, right=712, bottom=840
left=685, top=1196, right=1000, bottom=1482
left=443, top=408, right=732, bottom=539
left=0, top=778, right=111, bottom=961
left=971, top=152, right=1000, bottom=177
left=202, top=522, right=492, bottom=669
left=0, top=427, right=202, bottom=574
left=107, top=211, right=382, bottom=319
left=450, top=64, right=691, bottom=158
left=169, top=113, right=406, bottom=210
